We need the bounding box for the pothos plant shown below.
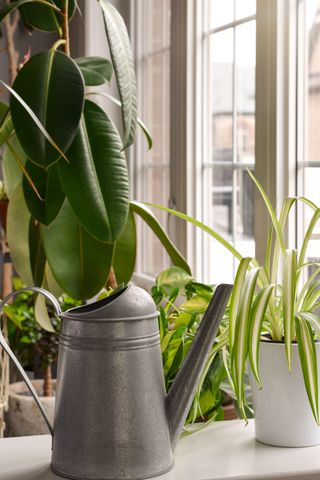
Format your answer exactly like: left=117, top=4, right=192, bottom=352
left=0, top=0, right=190, bottom=301
left=151, top=170, right=320, bottom=424
left=151, top=266, right=230, bottom=427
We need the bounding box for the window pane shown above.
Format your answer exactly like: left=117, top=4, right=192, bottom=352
left=211, top=29, right=234, bottom=163
left=135, top=1, right=171, bottom=277
left=297, top=1, right=320, bottom=263
left=210, top=0, right=234, bottom=30
left=204, top=10, right=256, bottom=284
left=236, top=21, right=256, bottom=164
left=235, top=0, right=256, bottom=20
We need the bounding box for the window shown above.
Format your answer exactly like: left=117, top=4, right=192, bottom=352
left=297, top=0, right=320, bottom=265
left=202, top=0, right=256, bottom=283
left=131, top=0, right=315, bottom=283
left=133, top=0, right=171, bottom=278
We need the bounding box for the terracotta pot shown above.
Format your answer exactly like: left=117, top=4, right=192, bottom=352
left=249, top=341, right=320, bottom=447
left=5, top=379, right=55, bottom=436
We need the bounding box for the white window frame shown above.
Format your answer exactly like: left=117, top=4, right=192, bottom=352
left=130, top=0, right=298, bottom=284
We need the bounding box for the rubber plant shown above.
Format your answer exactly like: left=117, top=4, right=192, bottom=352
left=150, top=170, right=320, bottom=424
left=0, top=0, right=190, bottom=303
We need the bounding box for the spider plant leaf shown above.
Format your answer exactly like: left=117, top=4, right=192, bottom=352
left=41, top=200, right=115, bottom=300
left=297, top=266, right=320, bottom=311
left=0, top=0, right=61, bottom=22
left=75, top=57, right=113, bottom=85
left=9, top=50, right=84, bottom=168
left=231, top=267, right=261, bottom=420
left=112, top=209, right=136, bottom=285
left=248, top=285, right=275, bottom=386
left=295, top=316, right=319, bottom=424
left=130, top=201, right=192, bottom=274
left=283, top=249, right=297, bottom=370
left=301, top=283, right=320, bottom=312
left=23, top=161, right=65, bottom=225
left=99, top=0, right=137, bottom=148
left=298, top=208, right=320, bottom=270
left=146, top=203, right=243, bottom=261
left=229, top=257, right=252, bottom=347
left=87, top=91, right=152, bottom=149
left=58, top=100, right=129, bottom=243
left=20, top=0, right=76, bottom=32
left=248, top=170, right=286, bottom=253
left=29, top=218, right=46, bottom=287
left=296, top=312, right=320, bottom=336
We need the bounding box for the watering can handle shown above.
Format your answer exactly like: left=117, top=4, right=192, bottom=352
left=0, top=287, right=61, bottom=436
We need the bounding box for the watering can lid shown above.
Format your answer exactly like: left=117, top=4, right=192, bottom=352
left=63, top=285, right=158, bottom=321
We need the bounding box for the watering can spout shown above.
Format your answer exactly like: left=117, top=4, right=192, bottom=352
left=166, top=283, right=232, bottom=449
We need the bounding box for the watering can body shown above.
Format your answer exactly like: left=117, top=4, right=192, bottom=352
left=52, top=286, right=173, bottom=479
left=0, top=283, right=232, bottom=480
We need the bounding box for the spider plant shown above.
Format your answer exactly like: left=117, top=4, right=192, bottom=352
left=149, top=170, right=320, bottom=424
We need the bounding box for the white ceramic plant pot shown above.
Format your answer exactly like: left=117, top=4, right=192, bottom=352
left=249, top=341, right=320, bottom=447
left=6, top=379, right=55, bottom=436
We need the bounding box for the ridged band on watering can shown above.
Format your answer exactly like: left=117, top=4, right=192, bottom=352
left=0, top=283, right=233, bottom=480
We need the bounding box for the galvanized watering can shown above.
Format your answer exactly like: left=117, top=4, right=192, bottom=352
left=0, top=283, right=232, bottom=480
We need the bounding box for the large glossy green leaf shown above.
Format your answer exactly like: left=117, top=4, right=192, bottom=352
left=20, top=0, right=76, bottom=32
left=131, top=201, right=192, bottom=275
left=7, top=187, right=33, bottom=286
left=75, top=57, right=113, bottom=86
left=87, top=92, right=152, bottom=149
left=0, top=101, right=8, bottom=123
left=10, top=50, right=84, bottom=168
left=29, top=218, right=46, bottom=286
left=99, top=0, right=137, bottom=148
left=0, top=111, right=13, bottom=147
left=58, top=100, right=129, bottom=242
left=23, top=160, right=65, bottom=225
left=2, top=136, right=27, bottom=199
left=0, top=0, right=61, bottom=22
left=112, top=209, right=136, bottom=285
left=41, top=200, right=114, bottom=299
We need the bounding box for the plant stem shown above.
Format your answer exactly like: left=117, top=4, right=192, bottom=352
left=43, top=365, right=53, bottom=397
left=61, top=0, right=70, bottom=56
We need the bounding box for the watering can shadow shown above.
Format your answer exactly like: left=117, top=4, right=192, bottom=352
left=0, top=283, right=232, bottom=480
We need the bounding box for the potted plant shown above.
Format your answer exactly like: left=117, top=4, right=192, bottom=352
left=0, top=0, right=190, bottom=303
left=4, top=278, right=81, bottom=436
left=151, top=171, right=320, bottom=447
left=151, top=266, right=237, bottom=428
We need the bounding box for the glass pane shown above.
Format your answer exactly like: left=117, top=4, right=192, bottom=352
left=235, top=0, right=256, bottom=20
left=297, top=1, right=320, bottom=264
left=135, top=1, right=171, bottom=276
left=144, top=0, right=171, bottom=54
left=209, top=0, right=234, bottom=30
left=203, top=165, right=234, bottom=284
left=141, top=167, right=170, bottom=276
left=210, top=29, right=234, bottom=163
left=234, top=169, right=255, bottom=251
left=235, top=21, right=256, bottom=164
